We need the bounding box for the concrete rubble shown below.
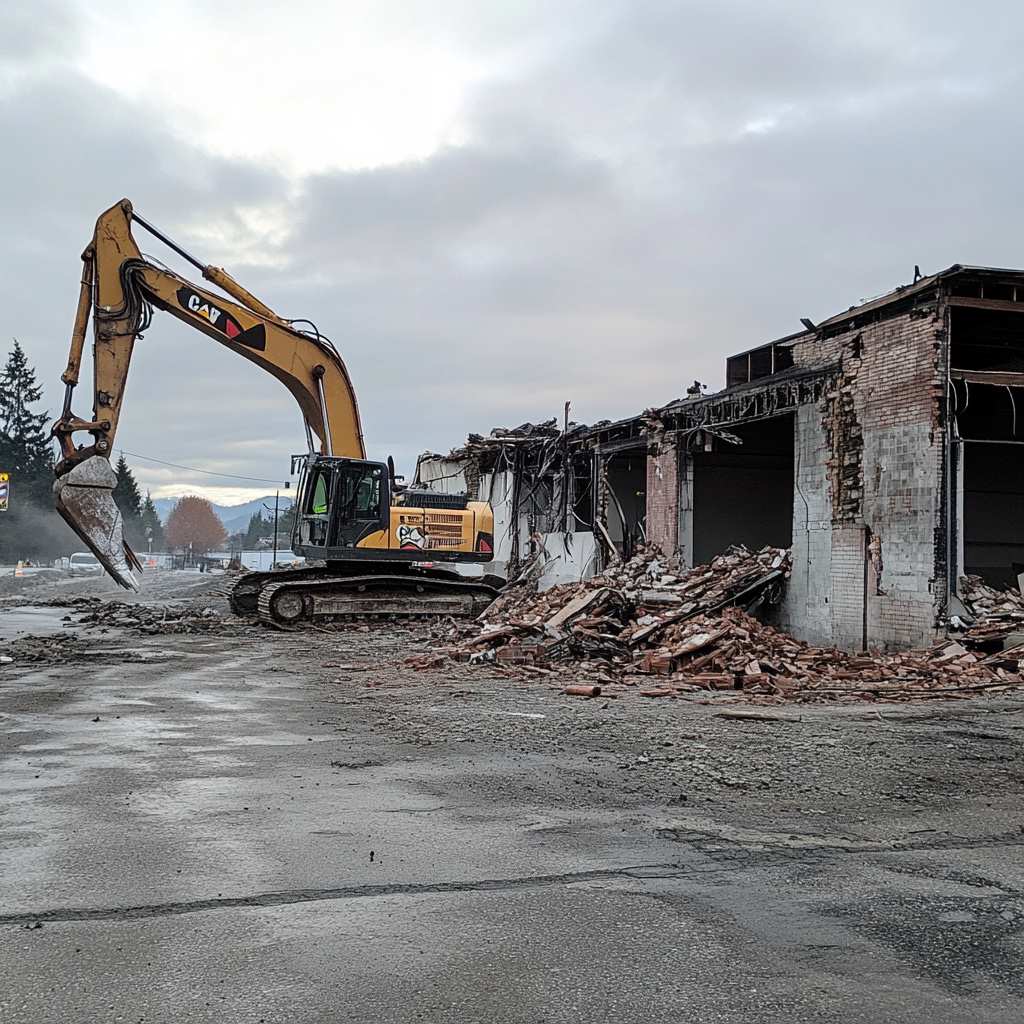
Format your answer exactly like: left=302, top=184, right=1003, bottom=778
left=409, top=545, right=1024, bottom=702
left=48, top=596, right=227, bottom=635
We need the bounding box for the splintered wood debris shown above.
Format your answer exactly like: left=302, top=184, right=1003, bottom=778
left=404, top=547, right=1024, bottom=703
left=958, top=575, right=1024, bottom=644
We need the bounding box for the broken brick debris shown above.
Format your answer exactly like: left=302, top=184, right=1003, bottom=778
left=958, top=575, right=1024, bottom=644
left=408, top=546, right=1024, bottom=702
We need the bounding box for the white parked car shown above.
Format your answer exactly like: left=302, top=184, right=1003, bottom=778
left=68, top=551, right=104, bottom=575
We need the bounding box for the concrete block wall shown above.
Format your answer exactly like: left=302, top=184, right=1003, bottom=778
left=777, top=404, right=834, bottom=645
left=685, top=302, right=944, bottom=651
left=677, top=452, right=695, bottom=568
left=791, top=306, right=945, bottom=650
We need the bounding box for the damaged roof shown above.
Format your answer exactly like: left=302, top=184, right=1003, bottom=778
left=421, top=263, right=1024, bottom=467
left=816, top=263, right=1024, bottom=333
left=658, top=360, right=837, bottom=415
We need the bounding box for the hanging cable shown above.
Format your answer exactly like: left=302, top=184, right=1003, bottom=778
left=117, top=449, right=286, bottom=484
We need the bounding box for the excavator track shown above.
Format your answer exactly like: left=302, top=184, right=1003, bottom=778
left=228, top=566, right=332, bottom=616
left=255, top=573, right=500, bottom=628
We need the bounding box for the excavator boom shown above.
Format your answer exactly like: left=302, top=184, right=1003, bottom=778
left=53, top=200, right=366, bottom=588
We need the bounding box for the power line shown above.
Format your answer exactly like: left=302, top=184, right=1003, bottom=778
left=117, top=449, right=286, bottom=485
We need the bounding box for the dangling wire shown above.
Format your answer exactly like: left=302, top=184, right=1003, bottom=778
left=96, top=259, right=154, bottom=339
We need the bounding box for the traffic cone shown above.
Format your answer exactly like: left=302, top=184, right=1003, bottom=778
left=14, top=561, right=24, bottom=577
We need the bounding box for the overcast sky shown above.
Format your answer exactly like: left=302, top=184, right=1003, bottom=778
left=3, top=0, right=1021, bottom=504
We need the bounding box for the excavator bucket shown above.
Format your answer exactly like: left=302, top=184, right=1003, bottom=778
left=54, top=456, right=141, bottom=590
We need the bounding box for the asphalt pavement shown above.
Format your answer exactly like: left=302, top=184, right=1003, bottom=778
left=2, top=572, right=1024, bottom=1022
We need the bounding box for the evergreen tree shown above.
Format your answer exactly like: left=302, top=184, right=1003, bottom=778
left=113, top=454, right=143, bottom=517
left=0, top=339, right=52, bottom=489
left=278, top=504, right=297, bottom=546
left=0, top=339, right=72, bottom=562
left=243, top=510, right=272, bottom=547
left=140, top=491, right=165, bottom=551
left=113, top=454, right=145, bottom=548
left=0, top=340, right=49, bottom=449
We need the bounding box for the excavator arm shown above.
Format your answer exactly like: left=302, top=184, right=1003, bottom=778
left=52, top=199, right=366, bottom=589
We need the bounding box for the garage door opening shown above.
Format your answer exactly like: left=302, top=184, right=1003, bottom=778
left=949, top=304, right=1024, bottom=589
left=603, top=449, right=647, bottom=559
left=692, top=415, right=794, bottom=565
left=961, top=443, right=1024, bottom=588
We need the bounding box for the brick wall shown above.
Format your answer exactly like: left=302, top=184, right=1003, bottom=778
left=645, top=435, right=679, bottom=555
left=830, top=526, right=867, bottom=650
left=649, top=292, right=946, bottom=650
left=791, top=304, right=945, bottom=650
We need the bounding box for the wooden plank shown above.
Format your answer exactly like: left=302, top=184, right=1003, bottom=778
left=947, top=295, right=1024, bottom=314
left=716, top=709, right=802, bottom=723
left=950, top=367, right=1024, bottom=387
left=545, top=587, right=609, bottom=633
left=629, top=602, right=698, bottom=644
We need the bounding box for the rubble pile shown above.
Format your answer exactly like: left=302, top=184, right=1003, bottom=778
left=417, top=544, right=786, bottom=672
left=56, top=597, right=227, bottom=635
left=412, top=547, right=1024, bottom=702
left=0, top=633, right=150, bottom=666
left=959, top=575, right=1024, bottom=644
left=625, top=607, right=1024, bottom=701
left=457, top=418, right=589, bottom=455
left=479, top=544, right=788, bottom=629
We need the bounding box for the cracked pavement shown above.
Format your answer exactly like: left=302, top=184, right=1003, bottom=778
left=2, top=571, right=1024, bottom=1022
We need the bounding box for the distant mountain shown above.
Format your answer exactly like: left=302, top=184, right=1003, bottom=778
left=152, top=495, right=294, bottom=533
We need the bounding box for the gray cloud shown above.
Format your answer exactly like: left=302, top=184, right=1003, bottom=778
left=3, top=0, right=1023, bottom=494
left=0, top=0, right=80, bottom=63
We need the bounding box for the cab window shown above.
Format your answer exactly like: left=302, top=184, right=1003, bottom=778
left=339, top=464, right=383, bottom=520
left=307, top=469, right=331, bottom=515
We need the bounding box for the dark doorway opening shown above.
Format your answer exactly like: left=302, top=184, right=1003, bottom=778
left=950, top=305, right=1024, bottom=589
left=962, top=444, right=1024, bottom=589
left=604, top=450, right=647, bottom=558
left=692, top=415, right=794, bottom=565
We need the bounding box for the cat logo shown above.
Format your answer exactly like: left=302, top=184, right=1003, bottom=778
left=187, top=294, right=224, bottom=326
left=175, top=287, right=267, bottom=351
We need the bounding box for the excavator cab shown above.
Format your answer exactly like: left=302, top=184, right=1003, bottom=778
left=293, top=456, right=388, bottom=551
left=291, top=454, right=494, bottom=564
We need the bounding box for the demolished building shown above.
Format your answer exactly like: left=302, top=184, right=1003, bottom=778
left=415, top=264, right=1024, bottom=651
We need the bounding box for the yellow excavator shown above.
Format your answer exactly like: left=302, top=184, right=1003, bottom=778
left=52, top=199, right=499, bottom=626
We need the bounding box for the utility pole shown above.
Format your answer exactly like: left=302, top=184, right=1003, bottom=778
left=264, top=481, right=290, bottom=569
left=272, top=490, right=279, bottom=568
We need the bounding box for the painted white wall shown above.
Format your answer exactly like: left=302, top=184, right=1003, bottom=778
left=414, top=456, right=598, bottom=586
left=536, top=531, right=599, bottom=590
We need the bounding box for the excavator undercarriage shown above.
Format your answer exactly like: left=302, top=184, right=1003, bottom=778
left=230, top=564, right=501, bottom=627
